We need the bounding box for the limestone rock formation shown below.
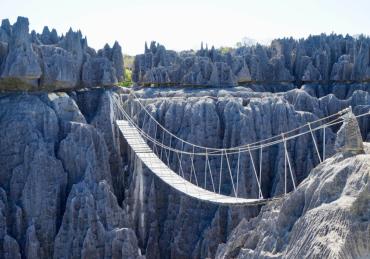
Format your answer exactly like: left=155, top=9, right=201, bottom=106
left=0, top=85, right=369, bottom=258
left=133, top=35, right=370, bottom=87
left=0, top=90, right=141, bottom=258
left=335, top=109, right=365, bottom=155
left=215, top=149, right=370, bottom=258
left=123, top=86, right=370, bottom=258
left=0, top=17, right=124, bottom=91
left=1, top=17, right=42, bottom=88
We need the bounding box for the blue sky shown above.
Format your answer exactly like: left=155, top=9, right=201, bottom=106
left=1, top=0, right=370, bottom=55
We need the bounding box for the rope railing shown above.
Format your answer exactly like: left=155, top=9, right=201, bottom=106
left=114, top=92, right=370, bottom=202
left=127, top=91, right=352, bottom=153
left=116, top=98, right=360, bottom=156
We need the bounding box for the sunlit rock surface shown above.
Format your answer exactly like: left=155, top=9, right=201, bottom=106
left=215, top=148, right=370, bottom=258
left=0, top=17, right=124, bottom=91
left=0, top=83, right=369, bottom=258
left=1, top=22, right=370, bottom=257
left=133, top=36, right=370, bottom=87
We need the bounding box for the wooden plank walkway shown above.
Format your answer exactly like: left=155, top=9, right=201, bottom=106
left=117, top=119, right=265, bottom=206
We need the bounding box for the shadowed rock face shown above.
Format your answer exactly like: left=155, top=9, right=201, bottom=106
left=0, top=17, right=124, bottom=91
left=124, top=86, right=369, bottom=259
left=133, top=36, right=370, bottom=87
left=0, top=89, right=140, bottom=258
left=215, top=149, right=370, bottom=258
left=0, top=85, right=369, bottom=259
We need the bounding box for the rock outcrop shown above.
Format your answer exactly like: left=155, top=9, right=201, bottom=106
left=215, top=131, right=370, bottom=258
left=0, top=84, right=369, bottom=258
left=0, top=89, right=141, bottom=258
left=0, top=17, right=124, bottom=91
left=133, top=35, right=370, bottom=87
left=335, top=109, right=365, bottom=155
left=123, top=86, right=370, bottom=258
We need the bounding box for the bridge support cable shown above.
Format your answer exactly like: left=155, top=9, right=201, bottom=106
left=160, top=130, right=165, bottom=160
left=153, top=123, right=158, bottom=155
left=115, top=95, right=370, bottom=205
left=225, top=151, right=237, bottom=197
left=149, top=119, right=159, bottom=155
left=166, top=136, right=172, bottom=166
left=117, top=119, right=266, bottom=205
left=259, top=147, right=263, bottom=193
left=218, top=150, right=223, bottom=194
left=177, top=141, right=185, bottom=178
left=176, top=152, right=185, bottom=179
left=125, top=93, right=356, bottom=156
left=323, top=126, right=326, bottom=161
left=248, top=145, right=263, bottom=199
left=284, top=141, right=287, bottom=195
left=204, top=149, right=208, bottom=189
left=282, top=134, right=297, bottom=191
left=122, top=95, right=351, bottom=157
left=206, top=153, right=216, bottom=193
left=176, top=151, right=189, bottom=194
left=308, top=122, right=322, bottom=163
left=190, top=146, right=199, bottom=186
left=236, top=148, right=241, bottom=197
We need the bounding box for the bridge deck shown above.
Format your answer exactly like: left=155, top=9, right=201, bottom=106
left=117, top=119, right=265, bottom=206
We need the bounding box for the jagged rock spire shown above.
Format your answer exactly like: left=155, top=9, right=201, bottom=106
left=0, top=16, right=124, bottom=90
left=335, top=107, right=364, bottom=155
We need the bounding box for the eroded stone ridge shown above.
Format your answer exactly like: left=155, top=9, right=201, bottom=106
left=335, top=109, right=365, bottom=155
left=133, top=36, right=370, bottom=86
left=0, top=17, right=124, bottom=91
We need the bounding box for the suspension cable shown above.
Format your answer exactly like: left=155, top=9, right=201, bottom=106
left=115, top=95, right=370, bottom=157
left=127, top=91, right=352, bottom=152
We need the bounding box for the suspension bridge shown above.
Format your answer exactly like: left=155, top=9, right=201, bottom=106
left=115, top=93, right=370, bottom=206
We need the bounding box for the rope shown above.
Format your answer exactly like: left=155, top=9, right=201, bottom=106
left=122, top=107, right=336, bottom=156
left=248, top=146, right=263, bottom=199
left=167, top=136, right=172, bottom=165
left=218, top=150, right=223, bottom=194
left=225, top=151, right=237, bottom=197
left=284, top=138, right=287, bottom=195
left=176, top=152, right=185, bottom=178
left=176, top=151, right=189, bottom=194
left=283, top=135, right=297, bottom=190
left=207, top=154, right=216, bottom=192
left=118, top=100, right=365, bottom=156
left=204, top=149, right=208, bottom=189
left=151, top=120, right=159, bottom=155
left=308, top=122, right=322, bottom=163
left=117, top=97, right=343, bottom=156
left=323, top=126, right=326, bottom=161
left=160, top=129, right=165, bottom=160
left=190, top=146, right=199, bottom=186
left=114, top=93, right=370, bottom=202
left=236, top=149, right=241, bottom=197
left=178, top=141, right=185, bottom=177
left=259, top=146, right=263, bottom=191
left=128, top=91, right=352, bottom=153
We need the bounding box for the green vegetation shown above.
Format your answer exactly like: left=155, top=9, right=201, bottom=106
left=118, top=68, right=133, bottom=87
left=124, top=55, right=134, bottom=70
left=219, top=46, right=234, bottom=54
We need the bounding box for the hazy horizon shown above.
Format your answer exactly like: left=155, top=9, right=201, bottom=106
left=2, top=0, right=370, bottom=55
